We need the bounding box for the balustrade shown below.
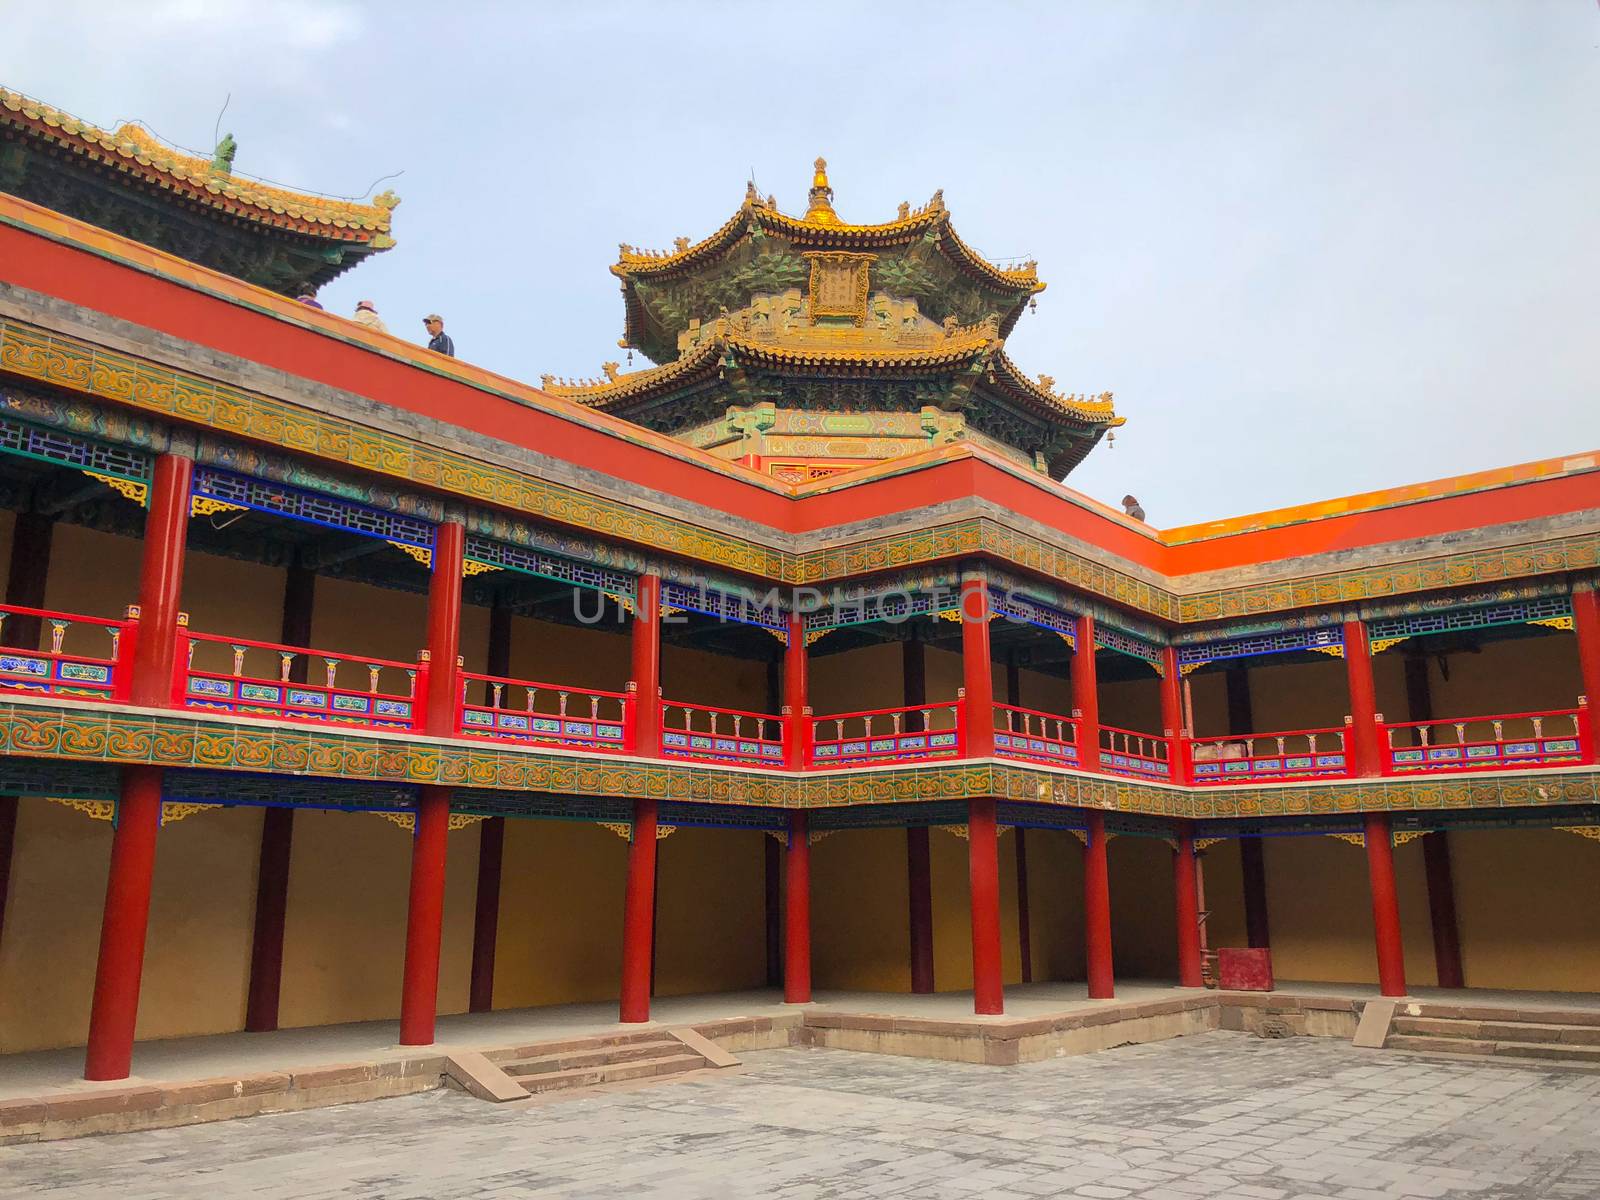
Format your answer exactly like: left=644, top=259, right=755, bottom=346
left=1382, top=706, right=1586, bottom=773
left=1185, top=725, right=1349, bottom=784
left=993, top=702, right=1079, bottom=767
left=1099, top=723, right=1174, bottom=781
left=177, top=628, right=423, bottom=731
left=458, top=670, right=631, bottom=752
left=660, top=700, right=785, bottom=766
left=808, top=699, right=964, bottom=767
left=0, top=602, right=136, bottom=702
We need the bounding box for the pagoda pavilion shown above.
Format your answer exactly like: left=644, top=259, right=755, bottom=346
left=545, top=159, right=1120, bottom=482
left=0, top=94, right=1596, bottom=1120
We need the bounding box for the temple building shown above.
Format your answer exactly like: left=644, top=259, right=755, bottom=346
left=546, top=159, right=1119, bottom=482
left=0, top=92, right=1596, bottom=1105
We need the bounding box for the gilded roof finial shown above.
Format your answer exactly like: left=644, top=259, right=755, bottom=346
left=804, top=155, right=839, bottom=225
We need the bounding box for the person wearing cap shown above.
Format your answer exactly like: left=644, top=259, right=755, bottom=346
left=295, top=289, right=323, bottom=309
left=352, top=299, right=388, bottom=333
left=423, top=314, right=455, bottom=357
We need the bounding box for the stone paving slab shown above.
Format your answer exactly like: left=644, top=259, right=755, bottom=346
left=4, top=1032, right=1599, bottom=1198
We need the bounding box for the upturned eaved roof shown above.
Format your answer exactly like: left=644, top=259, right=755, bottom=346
left=610, top=159, right=1046, bottom=364
left=0, top=88, right=397, bottom=240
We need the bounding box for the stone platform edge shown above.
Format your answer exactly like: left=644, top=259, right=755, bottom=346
left=0, top=994, right=1379, bottom=1144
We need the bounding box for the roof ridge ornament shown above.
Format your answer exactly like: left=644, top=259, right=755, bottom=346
left=804, top=156, right=839, bottom=225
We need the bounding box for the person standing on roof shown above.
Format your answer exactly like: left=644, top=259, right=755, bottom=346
left=352, top=299, right=388, bottom=333
left=423, top=314, right=455, bottom=357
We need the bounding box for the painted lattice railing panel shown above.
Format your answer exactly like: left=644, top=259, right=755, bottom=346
left=661, top=700, right=785, bottom=766
left=808, top=700, right=964, bottom=768
left=1382, top=705, right=1587, bottom=773
left=0, top=603, right=136, bottom=702
left=993, top=702, right=1080, bottom=767
left=1185, top=725, right=1349, bottom=784
left=1100, top=723, right=1173, bottom=781
left=178, top=629, right=422, bottom=731
left=459, top=671, right=631, bottom=752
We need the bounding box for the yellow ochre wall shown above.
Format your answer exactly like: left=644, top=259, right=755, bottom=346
left=1108, top=836, right=1180, bottom=981
left=1024, top=829, right=1087, bottom=982
left=812, top=828, right=911, bottom=992
left=655, top=827, right=768, bottom=997
left=1452, top=829, right=1600, bottom=993
left=1200, top=840, right=1249, bottom=952
left=491, top=819, right=626, bottom=1008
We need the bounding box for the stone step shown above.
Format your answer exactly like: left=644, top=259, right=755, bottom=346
left=1387, top=1034, right=1600, bottom=1064
left=517, top=1053, right=708, bottom=1095
left=487, top=1029, right=676, bottom=1062
left=1406, top=1004, right=1600, bottom=1028
left=1393, top=1016, right=1600, bottom=1046
left=502, top=1039, right=686, bottom=1077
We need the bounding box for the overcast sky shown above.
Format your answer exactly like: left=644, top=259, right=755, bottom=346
left=5, top=1, right=1596, bottom=524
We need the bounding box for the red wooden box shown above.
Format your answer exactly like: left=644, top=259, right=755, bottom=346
left=1218, top=947, right=1274, bottom=991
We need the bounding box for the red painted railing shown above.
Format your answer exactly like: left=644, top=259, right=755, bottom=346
left=177, top=628, right=423, bottom=730
left=1382, top=706, right=1586, bottom=774
left=993, top=702, right=1080, bottom=767
left=1185, top=725, right=1349, bottom=784
left=0, top=602, right=137, bottom=702
left=661, top=700, right=785, bottom=766
left=1100, top=723, right=1174, bottom=781
left=458, top=671, right=631, bottom=752
left=808, top=700, right=964, bottom=768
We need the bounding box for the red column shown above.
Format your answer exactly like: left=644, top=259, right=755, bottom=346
left=1343, top=618, right=1381, bottom=777
left=398, top=786, right=450, bottom=1044
left=1083, top=810, right=1114, bottom=999
left=129, top=453, right=193, bottom=706
left=468, top=601, right=512, bottom=1013
left=397, top=520, right=465, bottom=1044
left=1365, top=812, right=1408, bottom=997
left=632, top=574, right=663, bottom=756
left=960, top=576, right=995, bottom=757
left=1574, top=585, right=1600, bottom=763
left=83, top=766, right=163, bottom=1079
left=619, top=798, right=658, bottom=1022
left=1173, top=827, right=1203, bottom=987
left=469, top=817, right=505, bottom=1012
left=784, top=811, right=811, bottom=1003
left=783, top=610, right=808, bottom=769
left=423, top=521, right=465, bottom=736
left=1422, top=831, right=1464, bottom=990
left=83, top=454, right=193, bottom=1080
left=1073, top=614, right=1101, bottom=771
left=906, top=826, right=935, bottom=993
left=968, top=798, right=1004, bottom=1015
left=1160, top=646, right=1189, bottom=783
left=244, top=807, right=294, bottom=1032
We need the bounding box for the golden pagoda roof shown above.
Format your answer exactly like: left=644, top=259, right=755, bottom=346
left=0, top=88, right=397, bottom=242
left=541, top=319, right=1121, bottom=430
left=612, top=159, right=1043, bottom=294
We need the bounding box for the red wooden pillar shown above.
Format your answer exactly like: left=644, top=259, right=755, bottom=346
left=1173, top=827, right=1203, bottom=987
left=619, top=798, right=658, bottom=1022
left=903, top=635, right=934, bottom=993
left=244, top=562, right=313, bottom=1033
left=784, top=810, right=811, bottom=1003
left=1159, top=646, right=1189, bottom=783
left=632, top=574, right=663, bottom=756
left=83, top=766, right=163, bottom=1080
left=128, top=453, right=193, bottom=707
left=1083, top=811, right=1114, bottom=999
left=468, top=600, right=512, bottom=1014
left=398, top=520, right=464, bottom=1045
left=968, top=797, right=1003, bottom=1015
left=1574, top=585, right=1600, bottom=763
left=783, top=610, right=808, bottom=769
left=1073, top=613, right=1101, bottom=772
left=1343, top=618, right=1382, bottom=777
left=1365, top=812, right=1408, bottom=997
left=1005, top=653, right=1034, bottom=984
left=961, top=576, right=995, bottom=757
left=83, top=452, right=191, bottom=1080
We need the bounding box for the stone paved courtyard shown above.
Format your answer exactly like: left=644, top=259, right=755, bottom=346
left=6, top=1033, right=1600, bottom=1199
